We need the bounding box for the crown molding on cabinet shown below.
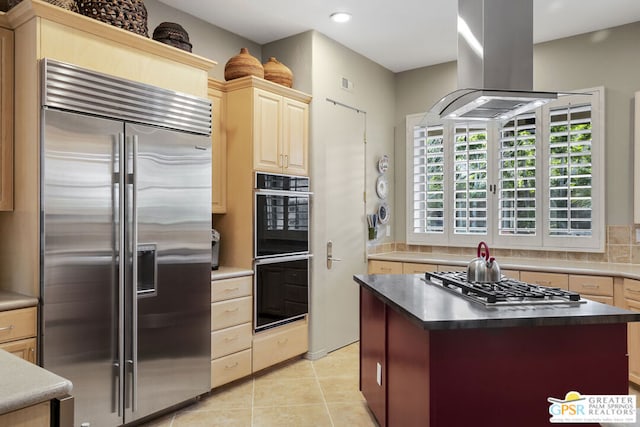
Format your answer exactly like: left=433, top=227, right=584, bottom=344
left=224, top=75, right=312, bottom=104
left=4, top=0, right=216, bottom=72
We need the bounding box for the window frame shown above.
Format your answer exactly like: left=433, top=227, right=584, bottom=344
left=405, top=87, right=605, bottom=252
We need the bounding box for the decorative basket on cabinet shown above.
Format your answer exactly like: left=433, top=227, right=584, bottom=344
left=77, top=0, right=149, bottom=37
left=7, top=0, right=78, bottom=12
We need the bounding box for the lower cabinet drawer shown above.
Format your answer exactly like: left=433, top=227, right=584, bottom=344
left=520, top=271, right=568, bottom=290
left=0, top=337, right=36, bottom=363
left=252, top=319, right=308, bottom=373
left=584, top=295, right=614, bottom=305
left=569, top=274, right=613, bottom=297
left=211, top=349, right=252, bottom=389
left=211, top=297, right=252, bottom=331
left=211, top=323, right=252, bottom=359
left=0, top=307, right=37, bottom=344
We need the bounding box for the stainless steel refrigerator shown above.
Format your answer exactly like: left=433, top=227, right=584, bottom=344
left=40, top=59, right=212, bottom=426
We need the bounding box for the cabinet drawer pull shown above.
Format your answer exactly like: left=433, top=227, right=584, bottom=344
left=225, top=362, right=239, bottom=370
left=535, top=280, right=551, bottom=285
left=224, top=335, right=239, bottom=342
left=277, top=338, right=289, bottom=345
left=0, top=325, right=14, bottom=332
left=224, top=287, right=240, bottom=292
left=581, top=284, right=599, bottom=289
left=225, top=307, right=240, bottom=313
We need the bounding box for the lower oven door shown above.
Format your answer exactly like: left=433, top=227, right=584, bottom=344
left=254, top=254, right=310, bottom=332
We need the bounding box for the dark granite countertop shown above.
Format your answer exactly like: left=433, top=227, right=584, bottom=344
left=354, top=273, right=640, bottom=330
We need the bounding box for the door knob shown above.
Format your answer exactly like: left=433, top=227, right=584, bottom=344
left=327, top=240, right=342, bottom=269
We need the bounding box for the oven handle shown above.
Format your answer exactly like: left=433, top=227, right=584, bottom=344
left=255, top=189, right=313, bottom=197
left=254, top=254, right=312, bottom=265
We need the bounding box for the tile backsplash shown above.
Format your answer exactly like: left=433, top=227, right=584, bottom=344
left=370, top=225, right=640, bottom=265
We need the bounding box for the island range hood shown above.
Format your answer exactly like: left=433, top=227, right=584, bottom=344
left=430, top=0, right=558, bottom=121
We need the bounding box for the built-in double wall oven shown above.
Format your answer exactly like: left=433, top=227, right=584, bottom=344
left=254, top=173, right=311, bottom=332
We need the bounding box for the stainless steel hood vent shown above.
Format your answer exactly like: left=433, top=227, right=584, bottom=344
left=430, top=0, right=558, bottom=121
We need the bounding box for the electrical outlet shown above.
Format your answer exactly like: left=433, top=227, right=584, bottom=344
left=376, top=362, right=382, bottom=386
left=386, top=224, right=391, bottom=237
left=636, top=228, right=640, bottom=243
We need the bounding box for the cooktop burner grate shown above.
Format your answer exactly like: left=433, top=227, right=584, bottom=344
left=425, top=271, right=583, bottom=306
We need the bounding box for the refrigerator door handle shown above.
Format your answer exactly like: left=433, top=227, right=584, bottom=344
left=115, top=133, right=126, bottom=417
left=131, top=135, right=139, bottom=413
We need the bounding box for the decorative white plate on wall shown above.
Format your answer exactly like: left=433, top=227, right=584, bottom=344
left=376, top=175, right=389, bottom=199
left=378, top=202, right=390, bottom=224
left=377, top=155, right=390, bottom=174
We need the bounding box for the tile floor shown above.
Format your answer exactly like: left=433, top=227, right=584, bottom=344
left=140, top=342, right=379, bottom=427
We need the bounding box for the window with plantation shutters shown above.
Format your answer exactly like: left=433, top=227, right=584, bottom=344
left=406, top=86, right=603, bottom=252
left=547, top=103, right=593, bottom=236
left=498, top=113, right=537, bottom=236
left=411, top=123, right=445, bottom=234
left=453, top=124, right=488, bottom=235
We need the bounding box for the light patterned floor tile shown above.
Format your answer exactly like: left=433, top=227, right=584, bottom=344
left=190, top=378, right=254, bottom=411
left=172, top=408, right=252, bottom=427
left=327, top=401, right=380, bottom=427
left=253, top=377, right=325, bottom=407
left=253, top=357, right=315, bottom=380
left=253, top=404, right=333, bottom=427
left=318, top=375, right=365, bottom=403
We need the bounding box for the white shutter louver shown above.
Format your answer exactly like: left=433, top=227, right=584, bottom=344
left=412, top=124, right=445, bottom=234
left=453, top=124, right=488, bottom=235
left=499, top=113, right=537, bottom=235
left=548, top=104, right=593, bottom=237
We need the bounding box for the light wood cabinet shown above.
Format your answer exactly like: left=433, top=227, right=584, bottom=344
left=252, top=318, right=308, bottom=373
left=0, top=401, right=49, bottom=427
left=226, top=76, right=311, bottom=177
left=0, top=27, right=13, bottom=211
left=208, top=79, right=227, bottom=213
left=501, top=269, right=520, bottom=280
left=402, top=263, right=437, bottom=274
left=569, top=274, right=614, bottom=305
left=210, top=275, right=253, bottom=388
left=252, top=88, right=309, bottom=175
left=625, top=278, right=640, bottom=385
left=0, top=307, right=37, bottom=364
left=519, top=271, right=568, bottom=290
left=437, top=264, right=466, bottom=272
left=368, top=260, right=403, bottom=274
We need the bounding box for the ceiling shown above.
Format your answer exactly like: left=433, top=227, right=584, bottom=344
left=157, top=0, right=640, bottom=73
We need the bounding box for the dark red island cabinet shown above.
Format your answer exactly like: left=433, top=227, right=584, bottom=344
left=359, top=286, right=630, bottom=427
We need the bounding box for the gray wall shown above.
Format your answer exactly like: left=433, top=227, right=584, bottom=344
left=145, top=0, right=261, bottom=81
left=394, top=22, right=640, bottom=241
left=262, top=31, right=314, bottom=94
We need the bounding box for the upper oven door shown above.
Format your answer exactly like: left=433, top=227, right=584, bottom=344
left=255, top=190, right=310, bottom=258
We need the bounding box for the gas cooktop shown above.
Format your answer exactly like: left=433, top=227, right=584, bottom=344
left=425, top=271, right=584, bottom=307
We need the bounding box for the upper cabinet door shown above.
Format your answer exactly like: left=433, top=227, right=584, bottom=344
left=0, top=28, right=14, bottom=211
left=282, top=98, right=309, bottom=176
left=209, top=84, right=227, bottom=213
left=253, top=88, right=283, bottom=174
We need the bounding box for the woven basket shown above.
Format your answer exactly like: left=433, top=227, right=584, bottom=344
left=7, top=0, right=78, bottom=12
left=152, top=22, right=192, bottom=52
left=77, top=0, right=149, bottom=38
left=263, top=57, right=293, bottom=88
left=224, top=48, right=264, bottom=81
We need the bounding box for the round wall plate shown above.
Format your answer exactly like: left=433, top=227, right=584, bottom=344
left=376, top=175, right=389, bottom=199
left=378, top=202, right=390, bottom=224
left=377, top=155, right=390, bottom=173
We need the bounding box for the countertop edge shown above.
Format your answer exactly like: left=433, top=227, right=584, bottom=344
left=0, top=291, right=38, bottom=312
left=211, top=267, right=253, bottom=281
left=0, top=351, right=72, bottom=415
left=368, top=252, right=640, bottom=280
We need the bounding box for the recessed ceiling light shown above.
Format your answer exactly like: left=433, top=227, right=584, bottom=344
left=330, top=12, right=352, bottom=23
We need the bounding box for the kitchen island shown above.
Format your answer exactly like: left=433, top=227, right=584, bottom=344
left=355, top=273, right=640, bottom=427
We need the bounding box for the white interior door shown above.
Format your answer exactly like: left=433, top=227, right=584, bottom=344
left=322, top=103, right=366, bottom=353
